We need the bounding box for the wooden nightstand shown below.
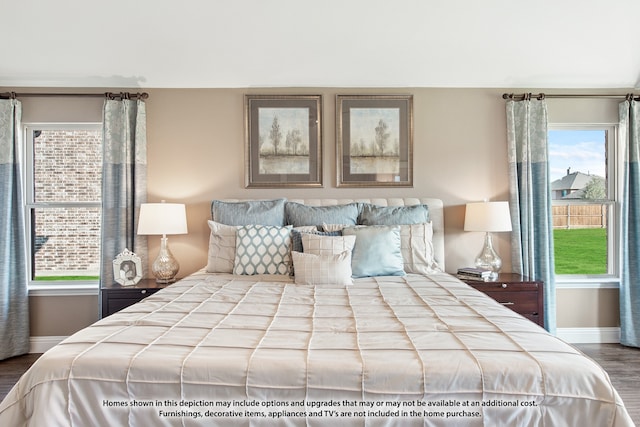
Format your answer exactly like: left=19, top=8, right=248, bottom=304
left=100, top=279, right=168, bottom=318
left=460, top=273, right=544, bottom=328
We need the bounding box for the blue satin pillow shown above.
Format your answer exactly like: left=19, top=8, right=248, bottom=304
left=342, top=225, right=405, bottom=278
left=211, top=199, right=286, bottom=226
left=285, top=202, right=360, bottom=227
left=358, top=203, right=429, bottom=225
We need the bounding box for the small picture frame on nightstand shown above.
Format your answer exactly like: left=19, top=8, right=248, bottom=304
left=113, top=248, right=143, bottom=286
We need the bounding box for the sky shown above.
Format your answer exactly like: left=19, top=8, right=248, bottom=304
left=548, top=129, right=606, bottom=182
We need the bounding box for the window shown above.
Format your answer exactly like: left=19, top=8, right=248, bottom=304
left=24, top=124, right=102, bottom=288
left=548, top=125, right=619, bottom=279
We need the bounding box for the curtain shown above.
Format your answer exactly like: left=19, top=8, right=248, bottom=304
left=0, top=99, right=29, bottom=360
left=619, top=99, right=640, bottom=347
left=100, top=99, right=147, bottom=290
left=506, top=98, right=556, bottom=334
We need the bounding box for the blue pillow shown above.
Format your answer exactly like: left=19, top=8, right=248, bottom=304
left=358, top=204, right=429, bottom=225
left=285, top=202, right=360, bottom=227
left=342, top=225, right=405, bottom=278
left=211, top=199, right=286, bottom=226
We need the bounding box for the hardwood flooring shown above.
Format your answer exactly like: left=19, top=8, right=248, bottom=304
left=0, top=345, right=638, bottom=425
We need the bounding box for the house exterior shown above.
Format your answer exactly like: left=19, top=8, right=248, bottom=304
left=551, top=168, right=605, bottom=200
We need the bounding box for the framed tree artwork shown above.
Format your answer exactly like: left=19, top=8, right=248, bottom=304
left=336, top=94, right=413, bottom=187
left=245, top=94, right=323, bottom=188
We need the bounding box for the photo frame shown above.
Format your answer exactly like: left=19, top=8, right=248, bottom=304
left=245, top=94, right=323, bottom=188
left=112, top=248, right=143, bottom=286
left=336, top=95, right=413, bottom=187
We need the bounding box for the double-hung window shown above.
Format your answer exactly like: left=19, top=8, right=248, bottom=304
left=548, top=124, right=619, bottom=283
left=24, top=123, right=102, bottom=290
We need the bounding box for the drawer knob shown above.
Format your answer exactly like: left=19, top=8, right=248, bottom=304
left=501, top=283, right=508, bottom=289
left=141, top=290, right=147, bottom=294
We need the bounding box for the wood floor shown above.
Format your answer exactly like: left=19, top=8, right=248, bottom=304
left=0, top=345, right=638, bottom=425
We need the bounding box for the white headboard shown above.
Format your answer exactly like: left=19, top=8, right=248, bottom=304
left=287, top=198, right=445, bottom=271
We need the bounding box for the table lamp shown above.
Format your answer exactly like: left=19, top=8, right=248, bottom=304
left=464, top=201, right=512, bottom=279
left=137, top=201, right=188, bottom=283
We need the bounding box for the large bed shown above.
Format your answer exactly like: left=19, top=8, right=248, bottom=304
left=0, top=198, right=633, bottom=426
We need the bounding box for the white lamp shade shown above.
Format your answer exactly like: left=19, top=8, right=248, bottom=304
left=464, top=201, right=512, bottom=232
left=137, top=203, right=188, bottom=235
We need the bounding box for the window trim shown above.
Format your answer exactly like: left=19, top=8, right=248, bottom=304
left=23, top=122, right=102, bottom=290
left=548, top=123, right=621, bottom=288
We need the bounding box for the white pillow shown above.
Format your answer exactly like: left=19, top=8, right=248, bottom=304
left=301, top=233, right=356, bottom=256
left=233, top=225, right=292, bottom=275
left=206, top=220, right=237, bottom=273
left=400, top=222, right=441, bottom=274
left=292, top=250, right=353, bottom=286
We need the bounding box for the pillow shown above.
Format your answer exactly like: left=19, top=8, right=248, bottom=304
left=206, top=220, right=237, bottom=273
left=291, top=229, right=342, bottom=253
left=399, top=222, right=442, bottom=274
left=233, top=225, right=292, bottom=275
left=342, top=226, right=405, bottom=278
left=302, top=233, right=356, bottom=256
left=358, top=203, right=429, bottom=225
left=321, top=223, right=348, bottom=232
left=292, top=250, right=353, bottom=286
left=285, top=202, right=360, bottom=227
left=211, top=199, right=286, bottom=226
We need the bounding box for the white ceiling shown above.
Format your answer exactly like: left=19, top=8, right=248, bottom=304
left=2, top=0, right=640, bottom=89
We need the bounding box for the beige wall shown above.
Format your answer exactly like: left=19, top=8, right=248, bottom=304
left=12, top=87, right=625, bottom=336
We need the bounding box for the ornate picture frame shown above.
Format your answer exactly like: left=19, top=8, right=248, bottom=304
left=245, top=94, right=323, bottom=188
left=112, top=248, right=143, bottom=286
left=336, top=94, right=413, bottom=187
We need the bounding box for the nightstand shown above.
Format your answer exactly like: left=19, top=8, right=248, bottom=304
left=100, top=279, right=168, bottom=318
left=460, top=273, right=544, bottom=327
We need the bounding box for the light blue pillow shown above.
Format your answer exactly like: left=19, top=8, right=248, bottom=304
left=285, top=202, right=360, bottom=227
left=342, top=225, right=405, bottom=278
left=358, top=203, right=429, bottom=226
left=211, top=199, right=286, bottom=226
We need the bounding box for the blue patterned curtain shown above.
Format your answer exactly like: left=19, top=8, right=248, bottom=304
left=0, top=99, right=29, bottom=360
left=100, top=99, right=147, bottom=291
left=506, top=98, right=556, bottom=334
left=619, top=99, right=640, bottom=347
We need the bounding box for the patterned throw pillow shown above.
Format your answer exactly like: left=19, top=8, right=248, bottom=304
left=399, top=222, right=442, bottom=274
left=301, top=233, right=356, bottom=256
left=291, top=250, right=353, bottom=286
left=206, top=220, right=237, bottom=273
left=233, top=225, right=292, bottom=275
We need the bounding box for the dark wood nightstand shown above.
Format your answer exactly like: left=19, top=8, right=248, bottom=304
left=460, top=273, right=544, bottom=328
left=100, top=279, right=168, bottom=318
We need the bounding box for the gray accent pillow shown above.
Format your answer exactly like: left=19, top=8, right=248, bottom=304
left=211, top=199, right=286, bottom=226
left=285, top=202, right=360, bottom=227
left=358, top=203, right=429, bottom=225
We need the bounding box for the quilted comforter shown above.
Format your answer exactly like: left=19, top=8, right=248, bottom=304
left=0, top=272, right=633, bottom=426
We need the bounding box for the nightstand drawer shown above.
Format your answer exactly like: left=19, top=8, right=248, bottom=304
left=459, top=273, right=544, bottom=327
left=482, top=291, right=540, bottom=315
left=100, top=281, right=166, bottom=318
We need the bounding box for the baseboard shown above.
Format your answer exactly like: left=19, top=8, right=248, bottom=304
left=30, top=328, right=620, bottom=353
left=29, top=336, right=66, bottom=353
left=556, top=327, right=621, bottom=344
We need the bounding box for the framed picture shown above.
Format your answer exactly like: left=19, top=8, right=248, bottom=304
left=245, top=94, right=323, bottom=188
left=112, top=248, right=142, bottom=286
left=336, top=95, right=413, bottom=187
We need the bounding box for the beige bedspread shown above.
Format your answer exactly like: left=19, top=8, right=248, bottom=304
left=0, top=272, right=633, bottom=426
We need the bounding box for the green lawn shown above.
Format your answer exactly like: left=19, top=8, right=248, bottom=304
left=553, top=228, right=607, bottom=274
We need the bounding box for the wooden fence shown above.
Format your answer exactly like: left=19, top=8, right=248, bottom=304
left=552, top=204, right=607, bottom=229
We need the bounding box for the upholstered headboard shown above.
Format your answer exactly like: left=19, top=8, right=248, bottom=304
left=284, top=198, right=445, bottom=271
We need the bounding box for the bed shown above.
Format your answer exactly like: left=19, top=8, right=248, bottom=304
left=0, top=198, right=633, bottom=426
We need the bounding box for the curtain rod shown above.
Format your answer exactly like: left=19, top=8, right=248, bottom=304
left=0, top=91, right=149, bottom=100
left=503, top=92, right=637, bottom=101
